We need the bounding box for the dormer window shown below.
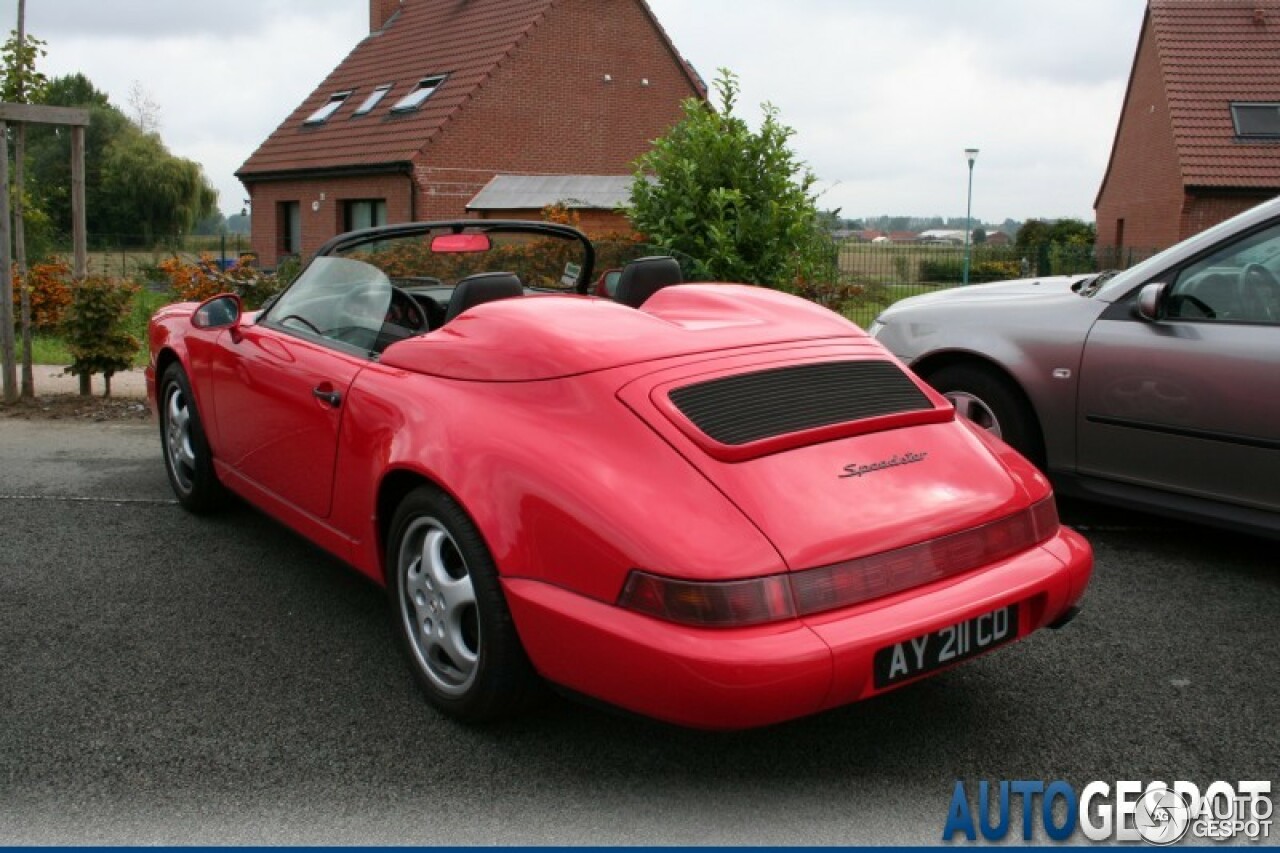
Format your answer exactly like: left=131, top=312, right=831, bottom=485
left=354, top=84, right=393, bottom=117
left=391, top=75, right=447, bottom=113
left=305, top=91, right=352, bottom=125
left=1231, top=102, right=1280, bottom=139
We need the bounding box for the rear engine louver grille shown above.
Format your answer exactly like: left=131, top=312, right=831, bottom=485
left=668, top=361, right=933, bottom=446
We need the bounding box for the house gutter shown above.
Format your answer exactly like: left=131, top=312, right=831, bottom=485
left=236, top=161, right=418, bottom=221
left=235, top=161, right=415, bottom=184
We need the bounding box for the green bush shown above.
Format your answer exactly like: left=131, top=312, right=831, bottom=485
left=627, top=69, right=832, bottom=288
left=918, top=257, right=1021, bottom=284
left=61, top=276, right=140, bottom=396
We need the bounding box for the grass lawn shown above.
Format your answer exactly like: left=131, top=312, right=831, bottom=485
left=27, top=288, right=173, bottom=368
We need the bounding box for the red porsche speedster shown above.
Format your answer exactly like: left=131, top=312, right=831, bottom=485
left=147, top=221, right=1091, bottom=730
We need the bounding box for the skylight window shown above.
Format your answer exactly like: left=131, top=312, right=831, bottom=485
left=305, top=91, right=351, bottom=125
left=1231, top=102, right=1280, bottom=138
left=391, top=76, right=447, bottom=113
left=354, top=84, right=393, bottom=117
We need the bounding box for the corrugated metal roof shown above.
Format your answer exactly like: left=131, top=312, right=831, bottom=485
left=466, top=174, right=638, bottom=210
left=1152, top=0, right=1280, bottom=187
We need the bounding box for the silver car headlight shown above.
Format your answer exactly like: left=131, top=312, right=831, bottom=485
left=866, top=318, right=885, bottom=338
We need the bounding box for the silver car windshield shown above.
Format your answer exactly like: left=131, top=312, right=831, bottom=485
left=1096, top=202, right=1280, bottom=301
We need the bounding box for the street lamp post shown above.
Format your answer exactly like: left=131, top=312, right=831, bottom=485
left=962, top=147, right=979, bottom=286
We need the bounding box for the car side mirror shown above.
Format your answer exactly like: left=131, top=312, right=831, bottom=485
left=192, top=293, right=243, bottom=331
left=1135, top=282, right=1167, bottom=322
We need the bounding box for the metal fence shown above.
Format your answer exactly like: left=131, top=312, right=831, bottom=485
left=833, top=240, right=1159, bottom=290
left=825, top=240, right=1161, bottom=327
left=40, top=233, right=253, bottom=280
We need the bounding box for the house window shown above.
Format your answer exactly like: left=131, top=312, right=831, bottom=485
left=279, top=201, right=301, bottom=255
left=1230, top=102, right=1280, bottom=138
left=305, top=91, right=352, bottom=125
left=353, top=85, right=393, bottom=117
left=391, top=75, right=447, bottom=113
left=344, top=199, right=387, bottom=231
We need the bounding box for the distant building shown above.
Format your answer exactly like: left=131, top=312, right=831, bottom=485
left=1095, top=0, right=1280, bottom=255
left=237, top=0, right=704, bottom=265
left=918, top=229, right=967, bottom=245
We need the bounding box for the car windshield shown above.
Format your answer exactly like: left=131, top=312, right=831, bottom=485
left=257, top=222, right=704, bottom=357
left=1096, top=204, right=1280, bottom=299
left=335, top=226, right=592, bottom=291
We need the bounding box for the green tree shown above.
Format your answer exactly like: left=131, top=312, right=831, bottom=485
left=1015, top=219, right=1052, bottom=249
left=26, top=72, right=217, bottom=244
left=972, top=226, right=987, bottom=245
left=1048, top=218, right=1096, bottom=246
left=25, top=74, right=124, bottom=242
left=100, top=130, right=217, bottom=243
left=627, top=69, right=832, bottom=287
left=0, top=28, right=48, bottom=101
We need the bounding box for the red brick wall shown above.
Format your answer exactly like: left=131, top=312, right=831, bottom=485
left=1181, top=192, right=1274, bottom=238
left=1095, top=17, right=1187, bottom=253
left=412, top=0, right=700, bottom=220
left=248, top=173, right=413, bottom=266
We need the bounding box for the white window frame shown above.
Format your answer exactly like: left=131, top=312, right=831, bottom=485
left=353, top=84, right=393, bottom=117
left=391, top=75, right=447, bottom=113
left=305, top=91, right=352, bottom=125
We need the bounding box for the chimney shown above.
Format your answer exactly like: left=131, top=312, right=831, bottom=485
left=371, top=0, right=402, bottom=33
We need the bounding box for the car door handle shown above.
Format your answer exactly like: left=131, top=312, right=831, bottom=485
left=312, top=386, right=342, bottom=408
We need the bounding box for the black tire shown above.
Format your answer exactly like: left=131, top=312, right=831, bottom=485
left=387, top=485, right=542, bottom=722
left=925, top=363, right=1045, bottom=468
left=158, top=362, right=228, bottom=513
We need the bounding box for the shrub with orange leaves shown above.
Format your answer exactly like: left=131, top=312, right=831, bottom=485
left=11, top=261, right=72, bottom=331
left=158, top=253, right=283, bottom=309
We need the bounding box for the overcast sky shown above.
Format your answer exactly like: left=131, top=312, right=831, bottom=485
left=0, top=0, right=1147, bottom=223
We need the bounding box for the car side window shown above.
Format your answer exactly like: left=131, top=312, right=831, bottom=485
left=1166, top=221, right=1280, bottom=324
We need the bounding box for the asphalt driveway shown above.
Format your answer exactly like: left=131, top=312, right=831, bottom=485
left=0, top=417, right=1276, bottom=844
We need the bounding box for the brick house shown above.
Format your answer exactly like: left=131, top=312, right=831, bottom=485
left=1095, top=0, right=1280, bottom=257
left=237, top=0, right=703, bottom=266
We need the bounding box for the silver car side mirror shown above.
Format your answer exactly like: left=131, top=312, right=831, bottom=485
left=1136, top=282, right=1166, bottom=322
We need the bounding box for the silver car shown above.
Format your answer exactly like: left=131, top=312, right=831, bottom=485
left=871, top=197, right=1280, bottom=539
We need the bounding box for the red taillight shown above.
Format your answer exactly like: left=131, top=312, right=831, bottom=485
left=617, top=496, right=1059, bottom=628
left=618, top=572, right=796, bottom=627
left=792, top=495, right=1058, bottom=616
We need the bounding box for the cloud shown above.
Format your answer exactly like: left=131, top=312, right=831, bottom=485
left=646, top=0, right=1144, bottom=219
left=0, top=0, right=1146, bottom=220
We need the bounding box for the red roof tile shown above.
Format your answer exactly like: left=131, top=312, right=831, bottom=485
left=1151, top=0, right=1280, bottom=187
left=238, top=0, right=703, bottom=179
left=239, top=0, right=557, bottom=176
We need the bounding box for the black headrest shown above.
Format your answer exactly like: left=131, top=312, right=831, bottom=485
left=614, top=256, right=683, bottom=308
left=445, top=272, right=523, bottom=323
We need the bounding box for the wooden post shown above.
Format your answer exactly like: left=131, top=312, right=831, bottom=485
left=16, top=0, right=31, bottom=398
left=71, top=124, right=89, bottom=395
left=0, top=119, right=15, bottom=404
left=17, top=122, right=31, bottom=398
left=0, top=103, right=91, bottom=400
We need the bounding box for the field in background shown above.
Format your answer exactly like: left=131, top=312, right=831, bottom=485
left=50, top=234, right=253, bottom=281
left=830, top=240, right=1158, bottom=329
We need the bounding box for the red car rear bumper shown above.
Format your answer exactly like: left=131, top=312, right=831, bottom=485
left=503, top=526, right=1091, bottom=730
